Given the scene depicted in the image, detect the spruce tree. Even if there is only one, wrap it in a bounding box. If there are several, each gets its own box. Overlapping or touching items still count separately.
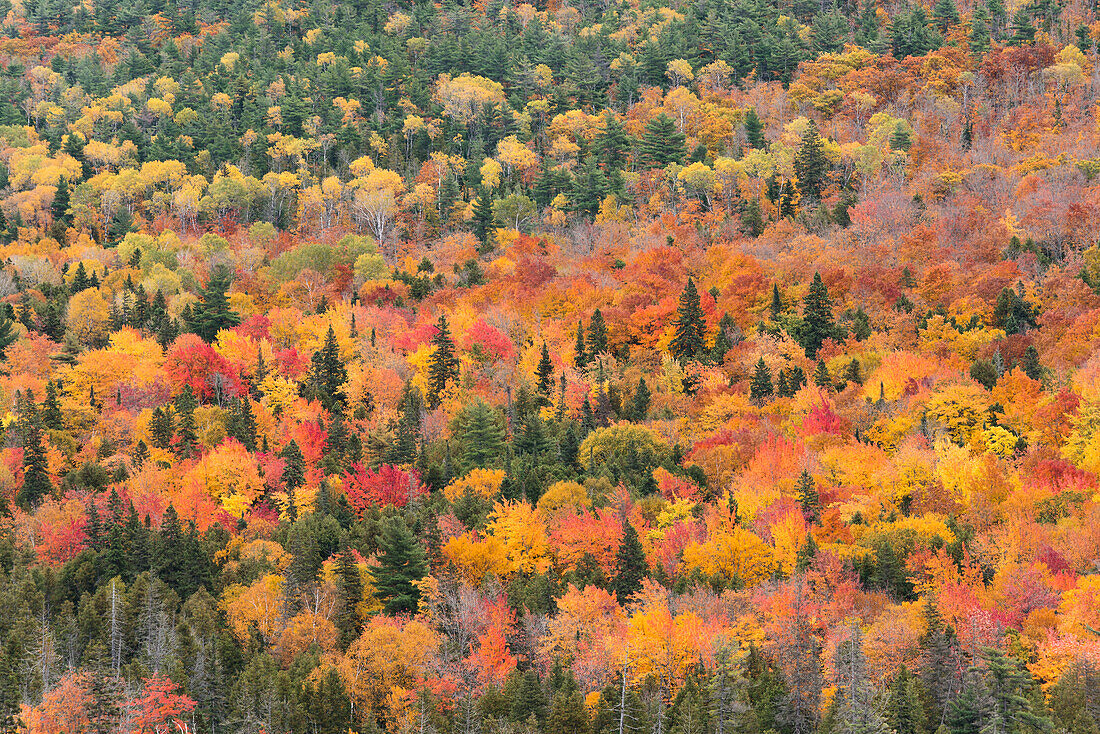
[750,358,774,404]
[281,439,306,491]
[639,113,686,168]
[670,278,707,363]
[613,519,648,604]
[42,380,63,429]
[574,320,588,369]
[744,108,766,149]
[187,265,240,341]
[462,400,505,468]
[793,119,828,202]
[370,515,428,615]
[588,309,609,356]
[427,315,460,407]
[813,360,832,388]
[535,342,554,405]
[797,470,821,524]
[335,547,364,650]
[149,406,175,449]
[174,385,198,457]
[306,325,349,413]
[800,273,836,359]
[473,186,495,247]
[16,394,51,509]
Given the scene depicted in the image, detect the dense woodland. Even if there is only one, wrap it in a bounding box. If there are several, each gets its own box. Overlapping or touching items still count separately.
[0,0,1098,731]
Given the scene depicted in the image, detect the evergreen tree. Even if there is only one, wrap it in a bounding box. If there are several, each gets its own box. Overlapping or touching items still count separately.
[931,0,959,31]
[793,119,828,202]
[813,359,832,388]
[370,515,428,615]
[885,666,927,734]
[535,342,554,405]
[670,278,707,363]
[800,272,837,359]
[41,379,63,429]
[462,400,505,468]
[613,519,647,604]
[639,113,686,168]
[588,309,609,356]
[174,385,197,457]
[149,406,175,449]
[972,646,1053,733]
[281,439,306,491]
[335,547,364,651]
[574,320,588,369]
[796,470,821,524]
[427,315,460,407]
[1021,345,1043,382]
[306,325,349,413]
[750,358,774,404]
[571,155,609,219]
[473,186,495,247]
[744,108,766,149]
[16,394,51,509]
[1008,8,1036,45]
[187,265,240,341]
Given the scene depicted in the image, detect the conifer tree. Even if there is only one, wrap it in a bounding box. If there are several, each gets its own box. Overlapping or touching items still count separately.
[670,278,707,363]
[371,515,428,615]
[814,359,831,388]
[306,325,349,413]
[335,547,364,650]
[588,309,609,356]
[632,377,651,421]
[16,393,50,510]
[427,315,460,407]
[462,400,504,468]
[797,470,821,524]
[744,108,766,149]
[750,358,774,404]
[793,119,828,202]
[473,186,495,247]
[639,113,686,168]
[801,273,836,359]
[174,385,198,457]
[149,406,175,450]
[574,320,588,368]
[42,380,63,429]
[535,342,554,405]
[187,265,240,341]
[613,519,647,604]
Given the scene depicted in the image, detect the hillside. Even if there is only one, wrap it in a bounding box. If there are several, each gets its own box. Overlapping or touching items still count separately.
[0,0,1098,732]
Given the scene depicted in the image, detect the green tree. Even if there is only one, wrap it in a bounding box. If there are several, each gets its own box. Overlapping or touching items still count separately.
[187,265,240,341]
[750,358,773,404]
[306,325,348,413]
[427,315,460,407]
[639,113,686,168]
[16,392,51,509]
[574,320,588,369]
[744,108,766,149]
[462,400,505,468]
[588,309,609,356]
[670,278,707,363]
[800,273,837,359]
[473,186,495,247]
[41,380,63,429]
[535,342,554,406]
[797,470,821,524]
[335,547,364,650]
[632,377,651,421]
[174,385,198,457]
[793,119,828,202]
[613,519,647,604]
[370,515,428,615]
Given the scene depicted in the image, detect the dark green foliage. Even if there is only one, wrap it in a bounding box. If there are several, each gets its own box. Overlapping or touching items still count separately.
[371,515,428,615]
[796,470,820,524]
[800,273,837,359]
[335,548,364,650]
[613,519,647,604]
[670,278,707,364]
[639,113,686,169]
[428,315,460,407]
[536,342,554,405]
[305,325,349,414]
[750,358,773,404]
[588,309,609,356]
[187,265,240,342]
[744,108,766,149]
[793,119,828,202]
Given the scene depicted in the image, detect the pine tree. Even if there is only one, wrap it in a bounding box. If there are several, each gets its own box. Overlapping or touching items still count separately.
[335,547,364,650]
[1021,345,1043,382]
[594,111,631,172]
[588,309,609,356]
[427,315,460,407]
[306,325,349,413]
[613,519,647,604]
[889,122,912,152]
[535,342,554,405]
[744,108,766,149]
[149,406,175,450]
[187,265,240,341]
[931,0,959,31]
[814,359,831,388]
[670,278,707,363]
[639,113,686,168]
[793,119,828,202]
[885,666,927,734]
[370,515,428,615]
[42,380,63,429]
[972,647,1053,733]
[281,439,306,491]
[796,470,821,524]
[574,320,588,369]
[800,272,836,359]
[16,393,51,509]
[174,385,197,457]
[750,358,774,404]
[1007,8,1036,45]
[571,155,609,219]
[462,400,504,468]
[228,397,257,451]
[473,186,495,247]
